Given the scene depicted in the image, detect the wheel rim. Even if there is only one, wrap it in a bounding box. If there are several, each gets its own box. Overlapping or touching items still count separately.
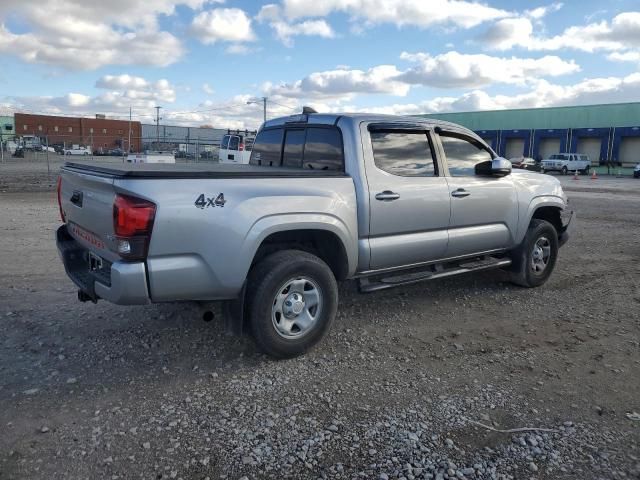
[530,236,551,274]
[271,277,322,339]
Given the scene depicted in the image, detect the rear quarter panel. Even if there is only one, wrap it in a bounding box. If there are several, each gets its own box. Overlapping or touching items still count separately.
[114,177,358,301]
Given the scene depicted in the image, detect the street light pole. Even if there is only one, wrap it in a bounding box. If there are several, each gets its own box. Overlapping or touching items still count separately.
[247,97,268,124]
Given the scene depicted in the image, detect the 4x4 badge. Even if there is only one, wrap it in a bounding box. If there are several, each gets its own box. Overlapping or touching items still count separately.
[195,193,226,209]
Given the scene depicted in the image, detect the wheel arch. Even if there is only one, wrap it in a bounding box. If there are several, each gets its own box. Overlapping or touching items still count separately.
[517,196,565,244]
[252,228,351,281]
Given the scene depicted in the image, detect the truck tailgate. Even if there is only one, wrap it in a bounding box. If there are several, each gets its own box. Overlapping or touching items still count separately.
[59,168,119,262]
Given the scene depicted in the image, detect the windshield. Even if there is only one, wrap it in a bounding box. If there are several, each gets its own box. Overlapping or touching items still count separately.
[549,154,568,160]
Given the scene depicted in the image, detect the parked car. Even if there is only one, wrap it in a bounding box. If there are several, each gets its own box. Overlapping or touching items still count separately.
[63,146,91,156]
[218,132,255,164]
[56,112,572,358]
[634,163,640,178]
[541,153,591,175]
[509,157,542,172]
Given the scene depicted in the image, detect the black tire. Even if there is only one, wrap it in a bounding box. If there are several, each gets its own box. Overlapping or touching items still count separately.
[509,219,559,288]
[561,166,568,175]
[246,250,338,359]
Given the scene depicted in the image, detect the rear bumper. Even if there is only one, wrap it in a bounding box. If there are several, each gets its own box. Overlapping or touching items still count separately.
[56,225,150,305]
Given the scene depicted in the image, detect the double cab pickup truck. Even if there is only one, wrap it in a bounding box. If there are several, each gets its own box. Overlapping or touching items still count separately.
[56,112,572,358]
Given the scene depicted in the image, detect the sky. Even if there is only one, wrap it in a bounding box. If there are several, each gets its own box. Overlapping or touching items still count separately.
[0,0,639,129]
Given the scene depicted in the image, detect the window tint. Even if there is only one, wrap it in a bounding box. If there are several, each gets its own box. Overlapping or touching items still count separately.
[283,129,305,168]
[303,127,344,171]
[228,136,239,151]
[371,131,435,176]
[249,128,284,166]
[440,135,492,176]
[221,135,230,150]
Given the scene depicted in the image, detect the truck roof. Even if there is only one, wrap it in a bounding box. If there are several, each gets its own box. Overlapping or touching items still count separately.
[263,112,484,142]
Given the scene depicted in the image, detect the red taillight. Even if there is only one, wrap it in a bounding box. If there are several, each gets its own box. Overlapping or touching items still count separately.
[239,142,245,151]
[114,194,156,237]
[56,176,65,223]
[113,194,156,259]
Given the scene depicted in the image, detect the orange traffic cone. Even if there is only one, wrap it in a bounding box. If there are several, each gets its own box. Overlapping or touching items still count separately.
[591,169,597,180]
[573,170,579,180]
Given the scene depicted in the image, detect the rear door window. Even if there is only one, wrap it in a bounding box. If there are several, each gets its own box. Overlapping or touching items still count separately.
[371,131,436,176]
[228,136,240,151]
[221,135,230,150]
[303,127,344,171]
[250,128,284,166]
[282,129,305,168]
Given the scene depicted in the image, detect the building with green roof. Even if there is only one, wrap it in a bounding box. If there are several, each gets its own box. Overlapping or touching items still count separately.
[421,103,640,166]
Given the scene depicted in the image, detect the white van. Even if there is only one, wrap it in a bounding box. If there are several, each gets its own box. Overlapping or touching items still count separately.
[541,153,591,175]
[218,132,254,164]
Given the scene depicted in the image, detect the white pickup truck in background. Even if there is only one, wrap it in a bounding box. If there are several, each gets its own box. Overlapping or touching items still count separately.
[541,153,591,175]
[218,131,255,164]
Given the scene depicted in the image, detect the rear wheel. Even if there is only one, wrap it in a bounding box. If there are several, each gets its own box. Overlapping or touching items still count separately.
[246,250,338,358]
[510,219,559,288]
[583,165,590,175]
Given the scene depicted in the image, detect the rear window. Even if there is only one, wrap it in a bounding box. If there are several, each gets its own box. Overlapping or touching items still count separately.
[250,128,284,166]
[283,129,305,168]
[221,135,230,150]
[228,136,239,151]
[303,127,344,171]
[250,126,344,171]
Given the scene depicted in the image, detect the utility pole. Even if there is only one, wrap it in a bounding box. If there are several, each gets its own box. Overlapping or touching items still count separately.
[126,105,132,161]
[262,97,267,123]
[155,106,162,148]
[0,121,4,163]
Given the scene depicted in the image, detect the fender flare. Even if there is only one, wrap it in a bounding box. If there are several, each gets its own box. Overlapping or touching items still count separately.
[516,195,565,244]
[238,213,357,280]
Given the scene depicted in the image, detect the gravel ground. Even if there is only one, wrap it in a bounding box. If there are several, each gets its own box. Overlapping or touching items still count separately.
[1,160,639,480]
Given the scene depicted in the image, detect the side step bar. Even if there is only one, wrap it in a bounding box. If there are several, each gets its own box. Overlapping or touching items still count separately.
[358,256,512,293]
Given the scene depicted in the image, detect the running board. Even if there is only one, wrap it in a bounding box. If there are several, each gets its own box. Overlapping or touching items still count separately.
[358,257,512,293]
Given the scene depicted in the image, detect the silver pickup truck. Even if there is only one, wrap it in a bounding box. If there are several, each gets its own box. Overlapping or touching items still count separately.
[56,112,572,358]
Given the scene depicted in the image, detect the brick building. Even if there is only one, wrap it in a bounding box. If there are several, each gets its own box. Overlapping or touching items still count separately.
[14,113,142,152]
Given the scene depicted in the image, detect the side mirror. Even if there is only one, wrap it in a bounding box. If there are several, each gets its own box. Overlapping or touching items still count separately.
[491,157,512,176]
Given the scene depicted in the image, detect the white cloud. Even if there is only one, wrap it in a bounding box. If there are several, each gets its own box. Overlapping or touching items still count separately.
[264,65,409,100]
[96,75,149,90]
[263,50,579,100]
[4,74,178,121]
[190,8,256,44]
[399,51,580,88]
[280,0,511,29]
[358,73,640,115]
[202,83,215,95]
[0,0,223,69]
[607,51,640,63]
[524,3,563,20]
[257,4,335,46]
[482,11,640,53]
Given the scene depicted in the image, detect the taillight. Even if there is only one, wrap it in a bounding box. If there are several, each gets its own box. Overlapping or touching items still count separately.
[239,142,245,151]
[113,194,156,260]
[56,176,65,223]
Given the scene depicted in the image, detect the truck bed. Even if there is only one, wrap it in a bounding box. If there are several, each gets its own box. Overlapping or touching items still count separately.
[62,162,348,179]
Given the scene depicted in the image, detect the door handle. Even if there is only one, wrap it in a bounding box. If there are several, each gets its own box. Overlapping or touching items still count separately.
[70,190,83,207]
[375,191,400,201]
[451,188,470,198]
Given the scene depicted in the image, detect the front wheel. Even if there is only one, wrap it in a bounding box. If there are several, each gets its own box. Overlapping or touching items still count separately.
[510,219,559,288]
[246,250,338,358]
[561,166,568,175]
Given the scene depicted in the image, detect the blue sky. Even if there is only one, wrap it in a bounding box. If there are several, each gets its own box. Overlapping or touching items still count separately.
[1,0,639,128]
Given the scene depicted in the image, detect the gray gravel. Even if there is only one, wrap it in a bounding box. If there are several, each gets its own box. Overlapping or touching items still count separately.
[1,162,639,479]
